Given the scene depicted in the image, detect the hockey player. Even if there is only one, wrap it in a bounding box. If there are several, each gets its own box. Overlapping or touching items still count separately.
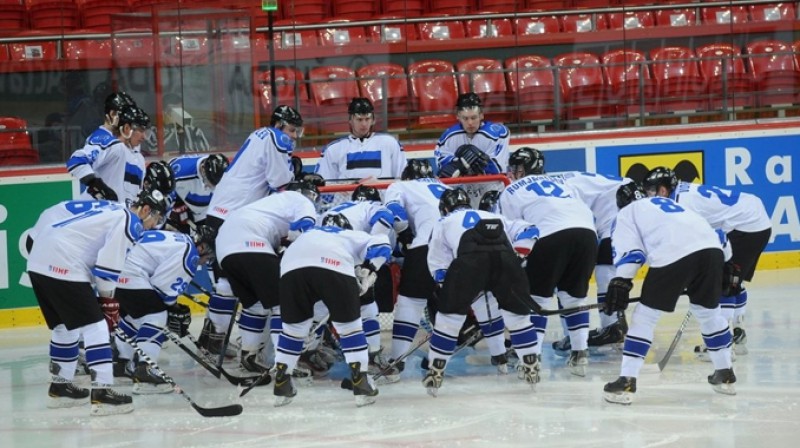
[435,93,510,178]
[383,160,452,370]
[167,153,229,234]
[319,185,399,380]
[27,188,168,416]
[67,101,150,206]
[500,147,598,376]
[201,105,302,359]
[422,188,541,396]
[212,181,319,378]
[642,167,771,358]
[142,160,176,197]
[603,183,736,405]
[26,199,112,253]
[273,215,392,407]
[113,225,216,394]
[315,98,407,180]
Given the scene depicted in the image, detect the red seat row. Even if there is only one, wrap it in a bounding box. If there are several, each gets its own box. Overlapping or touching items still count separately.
[0,116,39,166]
[258,39,800,133]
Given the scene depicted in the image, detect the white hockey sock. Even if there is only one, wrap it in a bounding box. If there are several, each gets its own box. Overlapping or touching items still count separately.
[391,295,427,360]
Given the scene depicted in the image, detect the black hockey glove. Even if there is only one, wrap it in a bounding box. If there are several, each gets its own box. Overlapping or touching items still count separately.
[165,199,194,234]
[604,277,633,316]
[721,261,743,297]
[454,144,491,175]
[82,175,118,201]
[297,172,326,187]
[167,303,192,337]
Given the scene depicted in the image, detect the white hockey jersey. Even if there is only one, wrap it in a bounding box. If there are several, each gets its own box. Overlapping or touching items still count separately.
[671,181,772,234]
[427,208,536,283]
[66,126,145,206]
[315,133,406,180]
[215,190,317,262]
[281,227,392,278]
[169,155,215,222]
[321,200,394,237]
[117,230,200,305]
[207,127,295,220]
[27,203,143,284]
[384,178,452,249]
[498,174,596,238]
[612,197,727,279]
[550,172,632,239]
[435,121,510,174]
[29,200,112,243]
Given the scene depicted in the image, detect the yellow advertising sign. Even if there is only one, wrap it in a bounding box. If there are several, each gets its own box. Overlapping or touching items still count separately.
[619,151,704,184]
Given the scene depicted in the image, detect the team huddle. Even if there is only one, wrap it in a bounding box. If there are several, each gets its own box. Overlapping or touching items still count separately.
[28,92,771,417]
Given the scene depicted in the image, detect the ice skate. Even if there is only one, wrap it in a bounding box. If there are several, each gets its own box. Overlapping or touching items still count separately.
[551,335,571,357]
[732,327,748,355]
[567,349,588,377]
[48,380,90,409]
[587,322,625,352]
[422,358,446,397]
[603,376,637,405]
[132,362,173,395]
[91,386,134,416]
[516,354,540,388]
[350,362,378,407]
[240,350,271,376]
[368,347,400,384]
[694,344,737,363]
[491,353,509,374]
[297,349,332,377]
[273,362,296,407]
[708,368,737,395]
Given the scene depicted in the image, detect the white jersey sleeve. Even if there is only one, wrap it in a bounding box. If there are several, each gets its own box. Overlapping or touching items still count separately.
[215,191,317,262]
[118,230,199,305]
[208,127,294,220]
[672,182,772,233]
[384,178,451,249]
[280,227,392,277]
[29,200,112,242]
[315,133,406,181]
[170,155,215,221]
[560,172,632,239]
[498,175,595,237]
[322,201,395,236]
[612,197,725,279]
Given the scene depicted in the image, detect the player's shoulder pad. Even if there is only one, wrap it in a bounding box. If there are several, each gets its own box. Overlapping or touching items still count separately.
[436,123,466,145]
[478,121,510,140]
[86,128,120,149]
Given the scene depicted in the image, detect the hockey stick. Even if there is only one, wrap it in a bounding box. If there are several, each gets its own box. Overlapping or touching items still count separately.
[180,292,209,309]
[657,310,693,371]
[419,323,485,371]
[164,329,270,388]
[529,297,641,316]
[340,330,434,391]
[189,279,213,298]
[114,327,243,417]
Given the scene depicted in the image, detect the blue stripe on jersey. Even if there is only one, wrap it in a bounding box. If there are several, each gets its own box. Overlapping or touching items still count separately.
[126,210,144,242]
[170,156,201,180]
[269,127,294,154]
[92,266,120,281]
[385,202,408,222]
[184,191,212,207]
[124,163,143,187]
[433,269,447,283]
[183,241,200,278]
[228,137,252,169]
[65,154,91,171]
[369,209,394,230]
[365,243,391,263]
[289,216,316,232]
[615,249,646,268]
[85,128,119,148]
[514,225,540,242]
[345,151,382,170]
[436,123,465,145]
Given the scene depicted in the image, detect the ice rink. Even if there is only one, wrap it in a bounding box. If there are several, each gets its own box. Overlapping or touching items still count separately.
[1,268,799,448]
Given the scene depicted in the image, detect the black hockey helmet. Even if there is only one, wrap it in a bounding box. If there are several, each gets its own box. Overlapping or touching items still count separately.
[118,105,150,129]
[456,92,482,110]
[104,91,136,116]
[352,184,381,202]
[201,153,229,187]
[616,182,647,209]
[271,105,303,127]
[283,180,320,203]
[348,97,374,116]
[144,160,176,195]
[191,224,217,261]
[321,213,353,230]
[439,187,471,216]
[133,187,168,215]
[508,147,545,177]
[478,190,501,213]
[401,159,433,180]
[642,166,679,195]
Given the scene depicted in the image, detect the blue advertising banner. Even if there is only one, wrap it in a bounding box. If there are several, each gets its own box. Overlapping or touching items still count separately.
[595,134,799,253]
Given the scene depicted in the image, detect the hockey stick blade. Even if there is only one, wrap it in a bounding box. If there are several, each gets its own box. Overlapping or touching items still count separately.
[165,330,268,387]
[238,372,272,397]
[191,403,243,418]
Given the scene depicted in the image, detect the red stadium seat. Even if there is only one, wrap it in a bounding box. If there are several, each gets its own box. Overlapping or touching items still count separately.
[382,0,425,18]
[553,51,615,120]
[456,57,516,123]
[0,3,27,37]
[695,43,755,111]
[601,48,658,116]
[79,0,130,32]
[282,0,328,22]
[605,10,655,30]
[465,11,514,38]
[526,0,570,9]
[560,12,608,33]
[332,0,379,21]
[356,63,411,129]
[745,40,800,107]
[258,67,317,131]
[516,12,561,36]
[407,59,459,128]
[649,46,709,113]
[0,117,38,166]
[654,7,697,27]
[749,3,796,22]
[273,20,318,49]
[700,6,749,25]
[428,0,476,16]
[308,65,360,133]
[366,16,419,43]
[505,54,559,123]
[417,14,467,41]
[481,0,523,13]
[28,1,79,32]
[317,19,368,47]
